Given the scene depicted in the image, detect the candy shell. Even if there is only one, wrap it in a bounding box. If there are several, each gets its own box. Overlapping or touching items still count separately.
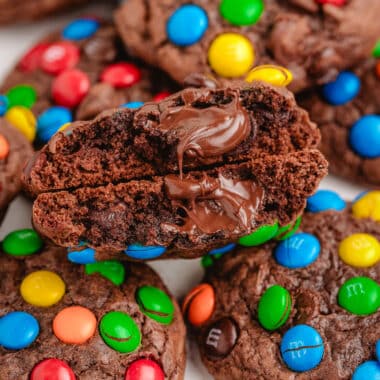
[352,361,380,380]
[0,94,8,116]
[62,18,100,40]
[85,260,125,286]
[306,190,346,213]
[5,106,36,142]
[220,0,264,26]
[315,0,346,5]
[373,40,380,58]
[153,92,170,102]
[37,106,72,143]
[275,217,302,241]
[101,63,141,88]
[376,340,380,362]
[18,42,50,72]
[0,133,9,160]
[209,243,236,255]
[2,228,43,257]
[125,359,165,380]
[322,71,360,106]
[67,246,96,264]
[6,84,36,109]
[245,64,292,87]
[238,222,279,246]
[121,101,144,109]
[125,244,166,260]
[30,358,75,380]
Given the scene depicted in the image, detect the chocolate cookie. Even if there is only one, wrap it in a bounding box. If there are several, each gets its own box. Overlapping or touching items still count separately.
[0,118,33,222]
[115,0,380,93]
[24,80,327,260]
[0,18,177,145]
[0,230,186,380]
[184,189,380,379]
[298,58,380,187]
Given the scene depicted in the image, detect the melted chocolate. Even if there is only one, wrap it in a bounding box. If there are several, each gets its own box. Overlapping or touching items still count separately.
[163,173,264,235]
[159,89,251,176]
[183,73,219,89]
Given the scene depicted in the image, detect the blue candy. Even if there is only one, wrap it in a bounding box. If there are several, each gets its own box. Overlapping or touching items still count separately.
[62,18,100,40]
[67,247,96,264]
[274,233,320,269]
[322,71,361,106]
[120,101,144,109]
[0,311,39,350]
[349,115,380,158]
[125,244,166,260]
[353,361,380,380]
[306,190,346,213]
[209,243,236,255]
[377,340,380,363]
[0,94,8,116]
[167,4,208,46]
[37,106,72,143]
[280,324,324,372]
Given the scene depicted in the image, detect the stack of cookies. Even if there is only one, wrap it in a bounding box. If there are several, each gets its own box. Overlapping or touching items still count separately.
[0,0,379,379]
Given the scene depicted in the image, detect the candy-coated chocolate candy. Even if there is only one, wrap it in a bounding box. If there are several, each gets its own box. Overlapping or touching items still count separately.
[18,42,50,72]
[121,101,144,109]
[101,63,141,88]
[352,361,380,380]
[201,253,223,268]
[125,244,166,260]
[6,84,36,109]
[99,311,141,353]
[167,4,208,46]
[85,260,125,286]
[203,318,238,359]
[136,285,174,325]
[0,133,9,159]
[258,285,291,330]
[37,106,72,143]
[315,0,346,5]
[238,222,279,246]
[182,283,215,326]
[40,41,80,75]
[373,40,380,58]
[208,33,255,78]
[220,0,264,26]
[307,190,346,213]
[67,246,96,264]
[245,64,292,87]
[280,324,324,372]
[2,228,43,257]
[339,233,380,268]
[274,233,320,269]
[349,115,380,158]
[52,69,90,108]
[209,243,236,255]
[62,18,100,40]
[30,358,75,380]
[0,94,8,116]
[376,62,380,80]
[377,340,380,362]
[5,106,36,142]
[338,276,380,315]
[275,217,302,241]
[0,311,39,350]
[322,71,360,106]
[53,306,97,344]
[153,91,171,102]
[125,359,165,380]
[20,270,65,307]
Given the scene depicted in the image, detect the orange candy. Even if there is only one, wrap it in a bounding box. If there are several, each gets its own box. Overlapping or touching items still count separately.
[182,283,215,326]
[376,61,380,79]
[53,306,97,344]
[0,134,9,160]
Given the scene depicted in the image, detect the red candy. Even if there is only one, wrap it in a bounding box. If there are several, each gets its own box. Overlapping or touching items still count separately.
[30,358,76,380]
[40,42,80,75]
[52,69,90,108]
[101,63,141,88]
[153,91,171,102]
[125,359,165,380]
[376,62,380,79]
[315,0,346,5]
[18,43,50,72]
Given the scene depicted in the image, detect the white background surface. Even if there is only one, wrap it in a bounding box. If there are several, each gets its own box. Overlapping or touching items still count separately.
[0,4,368,379]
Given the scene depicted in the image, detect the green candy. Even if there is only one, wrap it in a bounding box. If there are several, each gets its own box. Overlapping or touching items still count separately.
[99,311,141,353]
[338,276,380,316]
[238,222,279,247]
[201,253,223,268]
[373,39,380,58]
[220,0,264,26]
[136,286,174,325]
[6,85,36,109]
[85,261,125,286]
[258,285,291,330]
[275,216,302,241]
[2,229,43,256]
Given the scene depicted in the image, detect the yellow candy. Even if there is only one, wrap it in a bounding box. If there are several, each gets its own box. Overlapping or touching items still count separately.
[208,33,255,78]
[5,106,36,142]
[339,233,380,268]
[245,65,293,87]
[352,191,380,222]
[20,270,65,307]
[58,122,71,132]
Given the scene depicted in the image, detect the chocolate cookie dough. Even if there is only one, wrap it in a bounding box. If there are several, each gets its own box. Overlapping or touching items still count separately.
[298,59,380,187]
[24,80,327,260]
[115,0,380,93]
[0,235,186,379]
[0,119,33,223]
[0,18,177,145]
[184,189,380,379]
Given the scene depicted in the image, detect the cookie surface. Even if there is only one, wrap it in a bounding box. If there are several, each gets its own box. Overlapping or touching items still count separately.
[185,190,380,379]
[115,0,380,92]
[299,59,380,187]
[0,238,186,379]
